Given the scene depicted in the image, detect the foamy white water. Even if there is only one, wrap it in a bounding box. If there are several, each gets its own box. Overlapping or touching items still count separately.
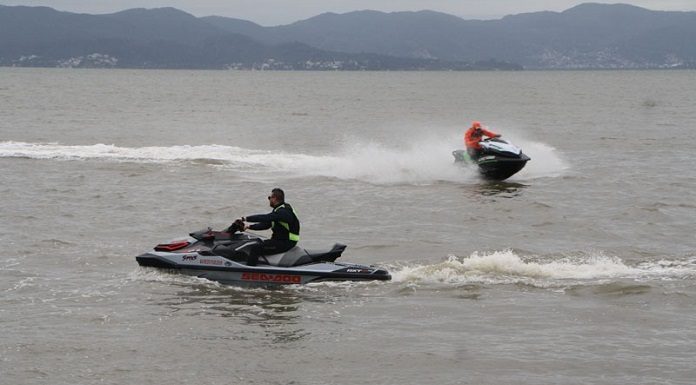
[0,135,567,183]
[390,250,696,287]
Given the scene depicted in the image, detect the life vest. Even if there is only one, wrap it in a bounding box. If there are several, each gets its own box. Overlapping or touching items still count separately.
[272,203,300,242]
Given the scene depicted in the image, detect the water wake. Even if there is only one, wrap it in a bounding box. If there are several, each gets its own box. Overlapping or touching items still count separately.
[0,141,266,164]
[0,137,567,184]
[390,250,696,287]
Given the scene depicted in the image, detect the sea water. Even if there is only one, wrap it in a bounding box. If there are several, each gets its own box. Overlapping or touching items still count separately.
[1,68,695,385]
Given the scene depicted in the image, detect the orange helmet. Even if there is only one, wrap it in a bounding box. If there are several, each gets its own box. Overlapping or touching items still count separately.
[472,121,482,129]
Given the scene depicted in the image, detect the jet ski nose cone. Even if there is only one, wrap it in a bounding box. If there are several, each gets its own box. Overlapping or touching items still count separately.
[373,268,392,280]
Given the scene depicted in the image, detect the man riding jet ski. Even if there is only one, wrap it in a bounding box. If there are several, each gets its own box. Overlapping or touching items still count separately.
[240,188,300,267]
[135,188,391,285]
[464,121,500,160]
[453,121,530,180]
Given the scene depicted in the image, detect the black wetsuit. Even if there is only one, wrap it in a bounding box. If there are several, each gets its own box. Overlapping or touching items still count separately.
[244,202,300,266]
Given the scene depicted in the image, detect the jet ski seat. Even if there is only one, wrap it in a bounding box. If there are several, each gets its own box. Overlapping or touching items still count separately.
[263,247,312,267]
[214,242,347,267]
[264,243,347,267]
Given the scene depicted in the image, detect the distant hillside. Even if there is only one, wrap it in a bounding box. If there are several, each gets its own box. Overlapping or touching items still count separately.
[205,3,696,69]
[0,5,516,70]
[2,3,695,70]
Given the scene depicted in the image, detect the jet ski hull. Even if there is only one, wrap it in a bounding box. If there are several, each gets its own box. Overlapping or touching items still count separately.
[135,229,391,285]
[136,252,390,285]
[476,154,530,180]
[453,138,530,180]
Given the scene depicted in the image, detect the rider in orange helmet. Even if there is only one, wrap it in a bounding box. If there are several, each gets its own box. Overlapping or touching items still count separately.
[464,121,500,159]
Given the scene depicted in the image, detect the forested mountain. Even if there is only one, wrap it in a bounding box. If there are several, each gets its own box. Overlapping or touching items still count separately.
[2,3,694,70]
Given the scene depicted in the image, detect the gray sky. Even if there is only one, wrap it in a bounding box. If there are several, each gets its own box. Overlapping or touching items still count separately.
[1,0,694,25]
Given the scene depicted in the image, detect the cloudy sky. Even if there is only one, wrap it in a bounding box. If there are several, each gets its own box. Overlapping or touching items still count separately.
[1,0,694,25]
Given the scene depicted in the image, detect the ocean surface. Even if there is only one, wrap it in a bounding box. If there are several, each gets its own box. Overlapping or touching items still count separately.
[1,68,695,385]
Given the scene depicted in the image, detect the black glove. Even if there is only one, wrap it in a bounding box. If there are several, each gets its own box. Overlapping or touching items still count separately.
[226,219,245,233]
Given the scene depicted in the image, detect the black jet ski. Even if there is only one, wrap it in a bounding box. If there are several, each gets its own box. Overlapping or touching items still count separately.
[453,137,530,180]
[135,224,391,285]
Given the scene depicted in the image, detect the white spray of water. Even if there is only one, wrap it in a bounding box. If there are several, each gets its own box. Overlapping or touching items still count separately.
[390,250,696,287]
[517,141,570,179]
[491,131,570,179]
[0,141,264,164]
[280,136,475,184]
[0,134,568,184]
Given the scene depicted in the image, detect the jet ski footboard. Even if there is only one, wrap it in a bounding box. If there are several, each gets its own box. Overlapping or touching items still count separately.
[212,241,257,263]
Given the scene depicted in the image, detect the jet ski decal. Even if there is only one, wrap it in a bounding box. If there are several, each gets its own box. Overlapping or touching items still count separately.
[241,272,302,284]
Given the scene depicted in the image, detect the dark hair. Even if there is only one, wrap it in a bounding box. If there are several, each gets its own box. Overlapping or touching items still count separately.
[271,188,285,202]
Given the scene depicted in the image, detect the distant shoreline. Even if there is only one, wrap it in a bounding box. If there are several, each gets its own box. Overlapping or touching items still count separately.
[4,66,696,72]
[3,4,694,71]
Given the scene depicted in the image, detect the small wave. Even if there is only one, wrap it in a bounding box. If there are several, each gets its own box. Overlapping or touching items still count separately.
[129,267,224,287]
[39,239,75,246]
[389,250,696,288]
[4,277,37,292]
[0,141,269,165]
[565,282,653,297]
